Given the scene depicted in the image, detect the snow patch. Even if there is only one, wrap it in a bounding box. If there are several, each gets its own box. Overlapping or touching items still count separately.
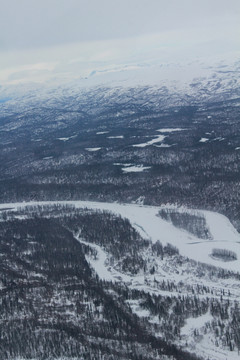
[57,135,77,141]
[199,137,209,143]
[85,147,101,152]
[181,312,212,337]
[157,128,186,133]
[114,163,132,167]
[43,156,53,160]
[213,137,225,141]
[132,134,166,147]
[96,131,109,135]
[154,143,172,148]
[122,165,151,173]
[107,135,124,139]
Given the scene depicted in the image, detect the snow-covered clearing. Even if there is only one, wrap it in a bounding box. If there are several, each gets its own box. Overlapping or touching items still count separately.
[107,135,124,139]
[57,135,76,141]
[213,137,225,141]
[181,312,212,337]
[180,311,240,360]
[157,128,186,133]
[96,131,109,135]
[154,143,172,148]
[58,137,70,141]
[85,147,101,152]
[122,165,151,173]
[132,134,166,147]
[113,163,132,167]
[113,163,151,172]
[199,137,209,143]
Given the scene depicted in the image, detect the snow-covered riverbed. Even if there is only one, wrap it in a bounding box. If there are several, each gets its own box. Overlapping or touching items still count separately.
[1,200,240,272]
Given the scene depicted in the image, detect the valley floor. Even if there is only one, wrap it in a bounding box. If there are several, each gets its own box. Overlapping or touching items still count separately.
[1,200,240,360]
[1,200,239,271]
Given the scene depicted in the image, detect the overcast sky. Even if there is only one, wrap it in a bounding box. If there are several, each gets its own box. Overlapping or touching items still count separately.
[0,0,239,85]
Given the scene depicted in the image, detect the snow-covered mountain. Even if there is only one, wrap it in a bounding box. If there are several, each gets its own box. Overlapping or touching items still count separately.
[1,56,240,112]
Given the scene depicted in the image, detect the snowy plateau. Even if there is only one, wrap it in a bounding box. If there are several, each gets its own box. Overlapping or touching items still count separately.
[0,57,240,360]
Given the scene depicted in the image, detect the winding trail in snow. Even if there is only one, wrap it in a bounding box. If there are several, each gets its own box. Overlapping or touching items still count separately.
[75,236,133,283]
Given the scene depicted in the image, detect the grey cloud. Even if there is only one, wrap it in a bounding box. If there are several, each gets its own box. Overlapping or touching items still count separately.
[0,0,239,50]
